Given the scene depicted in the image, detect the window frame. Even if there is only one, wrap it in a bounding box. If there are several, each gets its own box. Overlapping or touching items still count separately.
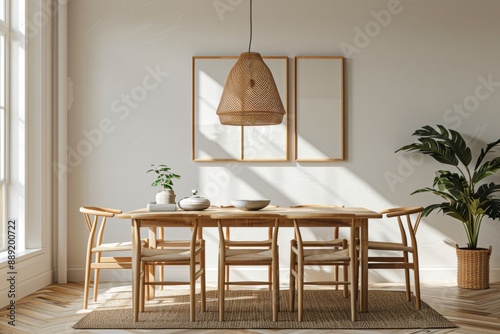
[0,0,10,252]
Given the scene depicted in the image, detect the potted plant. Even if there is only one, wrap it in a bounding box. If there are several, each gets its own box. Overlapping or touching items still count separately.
[396,125,500,289]
[147,164,181,204]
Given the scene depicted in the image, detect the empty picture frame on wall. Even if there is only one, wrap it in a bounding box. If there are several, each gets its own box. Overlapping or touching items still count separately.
[192,56,289,162]
[294,56,344,161]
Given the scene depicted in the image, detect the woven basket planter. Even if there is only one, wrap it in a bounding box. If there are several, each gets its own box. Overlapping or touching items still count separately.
[456,245,492,289]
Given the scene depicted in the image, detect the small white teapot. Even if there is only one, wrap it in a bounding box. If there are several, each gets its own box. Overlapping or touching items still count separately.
[178,190,211,211]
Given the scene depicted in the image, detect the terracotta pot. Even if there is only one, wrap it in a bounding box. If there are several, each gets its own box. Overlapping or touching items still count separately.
[456,245,492,289]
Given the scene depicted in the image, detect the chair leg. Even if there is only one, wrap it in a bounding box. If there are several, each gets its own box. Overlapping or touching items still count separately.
[83,253,93,309]
[343,263,349,298]
[140,263,146,313]
[200,244,206,312]
[93,268,100,302]
[133,259,140,323]
[289,243,296,312]
[159,265,164,290]
[277,264,280,312]
[350,263,357,321]
[147,265,155,300]
[268,264,273,291]
[190,262,196,322]
[349,243,358,321]
[334,265,339,291]
[403,251,411,302]
[144,265,150,301]
[413,255,421,310]
[272,250,279,322]
[225,264,230,291]
[218,256,225,321]
[334,226,340,291]
[269,227,273,292]
[404,268,411,302]
[297,256,304,322]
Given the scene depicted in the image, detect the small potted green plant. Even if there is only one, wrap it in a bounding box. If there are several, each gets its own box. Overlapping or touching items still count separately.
[397,125,500,289]
[147,164,181,204]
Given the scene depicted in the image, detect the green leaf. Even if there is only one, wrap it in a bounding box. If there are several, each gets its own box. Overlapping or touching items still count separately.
[474,138,500,171]
[434,171,468,200]
[422,204,442,216]
[440,202,468,222]
[147,164,181,190]
[477,182,500,198]
[472,157,500,184]
[415,125,471,164]
[399,139,458,165]
[445,126,472,166]
[396,125,472,167]
[484,199,500,220]
[477,183,500,220]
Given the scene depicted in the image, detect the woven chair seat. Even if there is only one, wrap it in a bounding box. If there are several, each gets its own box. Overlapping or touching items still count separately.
[367,241,413,252]
[155,239,193,247]
[92,239,147,253]
[91,241,132,252]
[225,248,273,262]
[225,240,272,247]
[291,247,350,263]
[301,239,345,247]
[141,247,202,262]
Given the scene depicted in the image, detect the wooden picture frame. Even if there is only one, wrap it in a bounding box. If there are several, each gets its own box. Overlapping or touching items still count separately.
[192,56,289,162]
[294,56,344,161]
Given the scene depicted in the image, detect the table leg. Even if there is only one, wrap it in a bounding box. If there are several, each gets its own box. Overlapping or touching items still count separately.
[360,219,368,312]
[132,220,140,322]
[148,227,157,299]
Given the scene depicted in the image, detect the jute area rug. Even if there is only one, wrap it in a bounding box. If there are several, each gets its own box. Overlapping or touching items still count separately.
[73,289,457,329]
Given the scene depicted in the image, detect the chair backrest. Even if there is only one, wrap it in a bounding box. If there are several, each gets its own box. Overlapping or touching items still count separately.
[379,206,423,248]
[80,206,122,250]
[288,205,346,240]
[285,213,356,246]
[131,213,202,250]
[210,213,281,255]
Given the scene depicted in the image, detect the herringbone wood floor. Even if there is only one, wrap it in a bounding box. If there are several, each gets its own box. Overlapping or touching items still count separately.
[1,281,500,333]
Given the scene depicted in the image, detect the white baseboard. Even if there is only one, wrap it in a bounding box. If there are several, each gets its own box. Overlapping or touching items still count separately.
[0,269,53,309]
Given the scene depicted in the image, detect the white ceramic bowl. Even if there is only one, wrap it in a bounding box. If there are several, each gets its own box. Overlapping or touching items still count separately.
[230,199,271,211]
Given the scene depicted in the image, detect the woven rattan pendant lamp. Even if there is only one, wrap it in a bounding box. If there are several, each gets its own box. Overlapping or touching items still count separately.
[216,0,285,126]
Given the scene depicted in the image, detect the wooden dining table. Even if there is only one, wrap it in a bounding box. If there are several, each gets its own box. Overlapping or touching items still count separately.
[117,205,382,316]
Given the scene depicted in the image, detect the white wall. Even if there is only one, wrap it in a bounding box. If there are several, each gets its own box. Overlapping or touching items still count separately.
[66,0,500,285]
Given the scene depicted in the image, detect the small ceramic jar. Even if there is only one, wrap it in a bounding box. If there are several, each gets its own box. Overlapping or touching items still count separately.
[178,190,211,211]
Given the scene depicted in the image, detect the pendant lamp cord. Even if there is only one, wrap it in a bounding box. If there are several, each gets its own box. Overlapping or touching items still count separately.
[248,0,253,52]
